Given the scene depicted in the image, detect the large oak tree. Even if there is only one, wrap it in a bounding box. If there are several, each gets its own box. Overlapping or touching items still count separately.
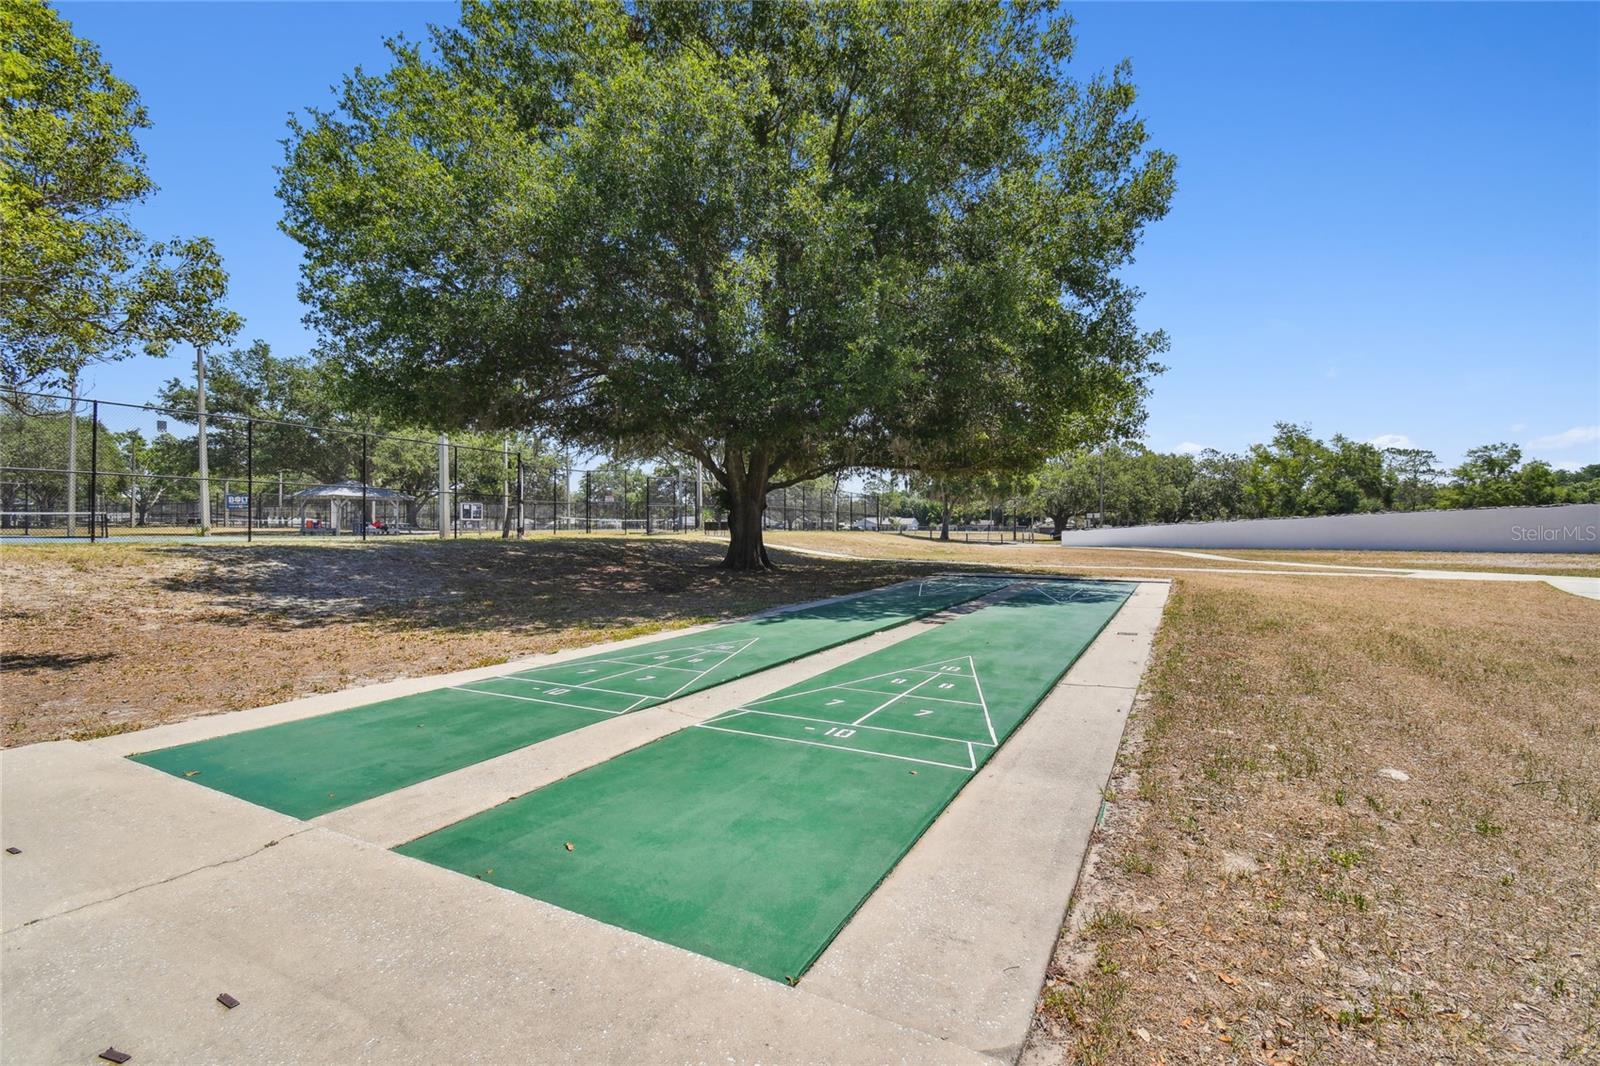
[279,0,1174,569]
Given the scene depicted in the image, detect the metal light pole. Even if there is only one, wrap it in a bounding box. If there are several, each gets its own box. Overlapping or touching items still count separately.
[196,347,211,534]
[1097,445,1106,529]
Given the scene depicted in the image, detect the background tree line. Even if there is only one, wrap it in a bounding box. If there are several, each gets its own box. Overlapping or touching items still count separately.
[1027,422,1599,530]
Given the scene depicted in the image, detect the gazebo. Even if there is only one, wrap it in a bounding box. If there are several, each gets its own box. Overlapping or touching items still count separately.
[287,481,414,534]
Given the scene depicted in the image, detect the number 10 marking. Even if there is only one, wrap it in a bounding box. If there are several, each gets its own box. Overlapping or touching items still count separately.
[824,727,856,738]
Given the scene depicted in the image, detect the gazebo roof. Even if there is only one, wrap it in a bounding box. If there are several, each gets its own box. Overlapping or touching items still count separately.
[287,481,413,502]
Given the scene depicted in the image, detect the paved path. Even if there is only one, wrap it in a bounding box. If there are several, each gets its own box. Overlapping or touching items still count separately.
[0,578,1169,1064]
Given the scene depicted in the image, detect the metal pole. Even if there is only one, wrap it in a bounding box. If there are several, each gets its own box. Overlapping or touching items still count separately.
[88,400,98,543]
[451,445,459,538]
[246,418,254,543]
[437,433,449,540]
[360,432,368,541]
[584,470,592,533]
[645,476,652,535]
[66,373,78,536]
[695,460,704,534]
[196,348,210,534]
[1098,446,1105,529]
[552,470,558,533]
[516,453,524,537]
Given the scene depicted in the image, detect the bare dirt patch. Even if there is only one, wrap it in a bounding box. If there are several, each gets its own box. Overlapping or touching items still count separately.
[0,536,924,746]
[1028,573,1600,1064]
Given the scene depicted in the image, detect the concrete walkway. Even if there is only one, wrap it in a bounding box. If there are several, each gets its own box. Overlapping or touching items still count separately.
[0,578,1169,1064]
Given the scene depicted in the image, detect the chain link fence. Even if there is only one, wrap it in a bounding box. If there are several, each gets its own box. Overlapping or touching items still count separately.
[1,388,1054,543]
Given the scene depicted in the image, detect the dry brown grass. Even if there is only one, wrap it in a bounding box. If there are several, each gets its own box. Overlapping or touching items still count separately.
[1029,573,1600,1064]
[1219,548,1599,577]
[0,535,925,746]
[758,530,1400,574]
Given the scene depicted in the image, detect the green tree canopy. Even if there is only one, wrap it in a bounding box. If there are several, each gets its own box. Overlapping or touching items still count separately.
[1,0,240,388]
[279,0,1175,568]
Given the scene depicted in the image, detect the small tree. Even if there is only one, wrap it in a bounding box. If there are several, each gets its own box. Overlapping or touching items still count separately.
[1383,447,1441,511]
[1,0,239,387]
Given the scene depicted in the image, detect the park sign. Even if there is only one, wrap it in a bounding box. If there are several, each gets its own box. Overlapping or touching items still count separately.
[225,493,249,509]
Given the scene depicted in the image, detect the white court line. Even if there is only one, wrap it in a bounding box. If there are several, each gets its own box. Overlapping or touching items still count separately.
[447,686,626,715]
[967,656,997,746]
[654,637,759,702]
[916,576,1010,598]
[694,723,977,772]
[749,657,975,707]
[1025,582,1085,605]
[493,678,668,701]
[755,685,984,709]
[582,642,748,687]
[711,708,996,749]
[852,672,949,727]
[508,638,758,711]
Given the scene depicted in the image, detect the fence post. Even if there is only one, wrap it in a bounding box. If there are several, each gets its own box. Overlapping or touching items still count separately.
[552,469,558,534]
[246,418,254,543]
[360,432,369,541]
[645,476,652,534]
[437,434,449,540]
[516,453,525,537]
[88,400,98,543]
[585,470,592,533]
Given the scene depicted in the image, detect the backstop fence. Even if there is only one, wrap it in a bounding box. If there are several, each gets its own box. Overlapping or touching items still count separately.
[0,388,1052,543]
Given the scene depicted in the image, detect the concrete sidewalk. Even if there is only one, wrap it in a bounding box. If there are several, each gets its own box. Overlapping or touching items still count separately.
[1,579,1168,1064]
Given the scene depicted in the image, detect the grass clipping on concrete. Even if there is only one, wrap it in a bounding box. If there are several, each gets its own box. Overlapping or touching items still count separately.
[1030,573,1599,1064]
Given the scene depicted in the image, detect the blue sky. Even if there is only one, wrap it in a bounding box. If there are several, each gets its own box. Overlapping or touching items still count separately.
[56,1,1600,470]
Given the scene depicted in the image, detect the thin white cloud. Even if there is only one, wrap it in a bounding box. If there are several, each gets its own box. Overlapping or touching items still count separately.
[1175,441,1208,455]
[1552,460,1584,473]
[1527,425,1600,450]
[1369,433,1415,449]
[1508,422,1527,433]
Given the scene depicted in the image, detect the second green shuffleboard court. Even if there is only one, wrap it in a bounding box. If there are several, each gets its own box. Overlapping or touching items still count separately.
[396,578,1137,983]
[129,575,1008,819]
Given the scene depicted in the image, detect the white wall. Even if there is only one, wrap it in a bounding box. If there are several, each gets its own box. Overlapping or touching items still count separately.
[1060,504,1600,554]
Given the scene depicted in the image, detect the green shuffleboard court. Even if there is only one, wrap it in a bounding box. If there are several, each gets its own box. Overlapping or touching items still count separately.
[129,576,1007,819]
[396,578,1137,983]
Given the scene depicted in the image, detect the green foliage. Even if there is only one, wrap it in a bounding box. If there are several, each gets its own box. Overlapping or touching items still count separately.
[277,0,1175,566]
[0,0,240,387]
[1030,428,1586,527]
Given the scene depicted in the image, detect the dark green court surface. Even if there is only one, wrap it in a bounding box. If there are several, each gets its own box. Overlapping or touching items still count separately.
[396,579,1136,983]
[130,576,1006,819]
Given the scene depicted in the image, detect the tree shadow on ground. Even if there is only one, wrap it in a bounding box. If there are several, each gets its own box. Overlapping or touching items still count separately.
[1,650,116,672]
[152,537,934,636]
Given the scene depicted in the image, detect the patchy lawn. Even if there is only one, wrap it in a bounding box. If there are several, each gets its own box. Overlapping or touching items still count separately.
[1029,573,1599,1065]
[0,536,924,747]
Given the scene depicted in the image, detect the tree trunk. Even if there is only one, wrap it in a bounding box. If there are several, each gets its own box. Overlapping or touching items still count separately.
[723,486,773,570]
